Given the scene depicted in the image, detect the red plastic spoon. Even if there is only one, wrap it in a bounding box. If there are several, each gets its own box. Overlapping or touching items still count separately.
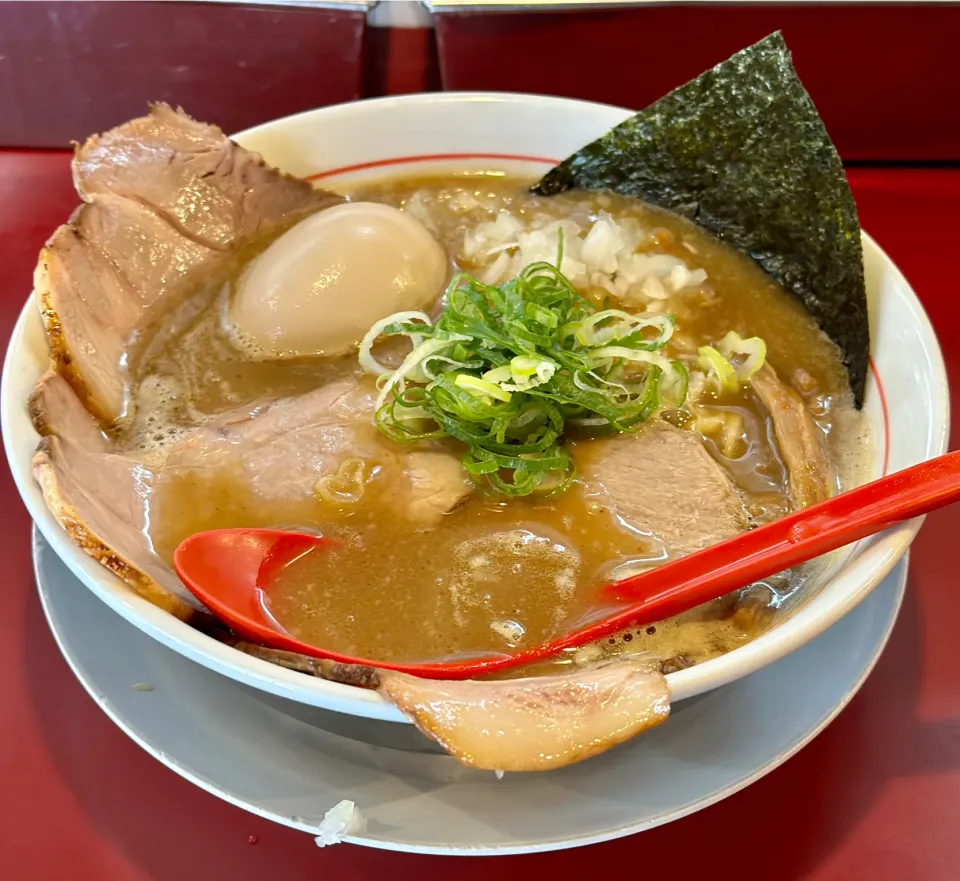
[174,449,960,680]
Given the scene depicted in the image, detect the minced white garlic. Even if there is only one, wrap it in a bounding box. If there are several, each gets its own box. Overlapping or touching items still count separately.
[462,210,707,306]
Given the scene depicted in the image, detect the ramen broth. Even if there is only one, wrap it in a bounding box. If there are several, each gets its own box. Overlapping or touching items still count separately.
[138,173,866,671]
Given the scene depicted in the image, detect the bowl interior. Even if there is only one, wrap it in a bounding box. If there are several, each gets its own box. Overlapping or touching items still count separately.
[2,93,949,722]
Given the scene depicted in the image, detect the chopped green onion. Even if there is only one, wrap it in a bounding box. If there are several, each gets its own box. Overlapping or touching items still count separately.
[358,311,432,375]
[481,365,513,384]
[358,249,687,496]
[589,345,676,376]
[574,310,674,350]
[697,345,739,395]
[455,374,513,403]
[717,331,767,381]
[511,355,541,377]
[374,336,470,410]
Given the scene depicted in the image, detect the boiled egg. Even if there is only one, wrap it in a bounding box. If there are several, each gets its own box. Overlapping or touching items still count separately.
[229,202,448,358]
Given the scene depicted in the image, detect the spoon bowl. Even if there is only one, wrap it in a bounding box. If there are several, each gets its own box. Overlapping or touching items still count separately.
[175,529,329,651]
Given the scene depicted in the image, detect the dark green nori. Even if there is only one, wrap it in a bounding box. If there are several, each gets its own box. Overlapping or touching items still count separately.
[532,32,869,407]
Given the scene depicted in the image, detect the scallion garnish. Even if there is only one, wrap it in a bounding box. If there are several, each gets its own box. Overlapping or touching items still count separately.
[358,252,688,496]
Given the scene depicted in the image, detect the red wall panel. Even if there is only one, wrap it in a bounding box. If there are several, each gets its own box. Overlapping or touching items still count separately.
[435,5,960,162]
[0,1,366,147]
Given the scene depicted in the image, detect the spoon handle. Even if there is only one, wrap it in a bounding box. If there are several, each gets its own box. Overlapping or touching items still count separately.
[602,449,960,617]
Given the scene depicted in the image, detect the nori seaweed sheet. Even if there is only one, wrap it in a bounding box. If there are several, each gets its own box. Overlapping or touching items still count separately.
[532,32,869,407]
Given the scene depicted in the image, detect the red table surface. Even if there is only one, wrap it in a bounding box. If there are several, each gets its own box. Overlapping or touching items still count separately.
[1,152,959,881]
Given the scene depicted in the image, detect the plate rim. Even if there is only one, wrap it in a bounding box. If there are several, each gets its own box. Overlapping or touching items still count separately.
[32,526,908,856]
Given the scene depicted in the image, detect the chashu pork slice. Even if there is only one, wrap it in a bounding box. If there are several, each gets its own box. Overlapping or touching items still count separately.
[750,363,833,508]
[38,199,220,423]
[37,104,340,424]
[72,103,338,249]
[397,451,472,525]
[379,661,670,772]
[29,369,108,450]
[29,372,473,622]
[33,436,194,620]
[159,380,470,525]
[30,373,194,619]
[576,420,748,559]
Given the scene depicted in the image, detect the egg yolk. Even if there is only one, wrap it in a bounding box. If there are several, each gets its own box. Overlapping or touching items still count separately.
[230,202,448,358]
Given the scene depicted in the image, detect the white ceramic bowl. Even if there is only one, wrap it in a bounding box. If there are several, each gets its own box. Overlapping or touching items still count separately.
[2,93,949,723]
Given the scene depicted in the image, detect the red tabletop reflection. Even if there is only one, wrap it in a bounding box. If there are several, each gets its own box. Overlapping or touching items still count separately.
[2,152,959,880]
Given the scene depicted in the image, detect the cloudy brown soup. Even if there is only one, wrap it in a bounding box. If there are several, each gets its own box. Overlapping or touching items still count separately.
[114,172,868,672]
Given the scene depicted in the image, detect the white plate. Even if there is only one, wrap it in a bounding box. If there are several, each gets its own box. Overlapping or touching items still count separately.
[34,527,907,855]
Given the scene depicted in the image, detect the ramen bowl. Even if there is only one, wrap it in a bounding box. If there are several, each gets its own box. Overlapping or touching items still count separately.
[2,93,949,724]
